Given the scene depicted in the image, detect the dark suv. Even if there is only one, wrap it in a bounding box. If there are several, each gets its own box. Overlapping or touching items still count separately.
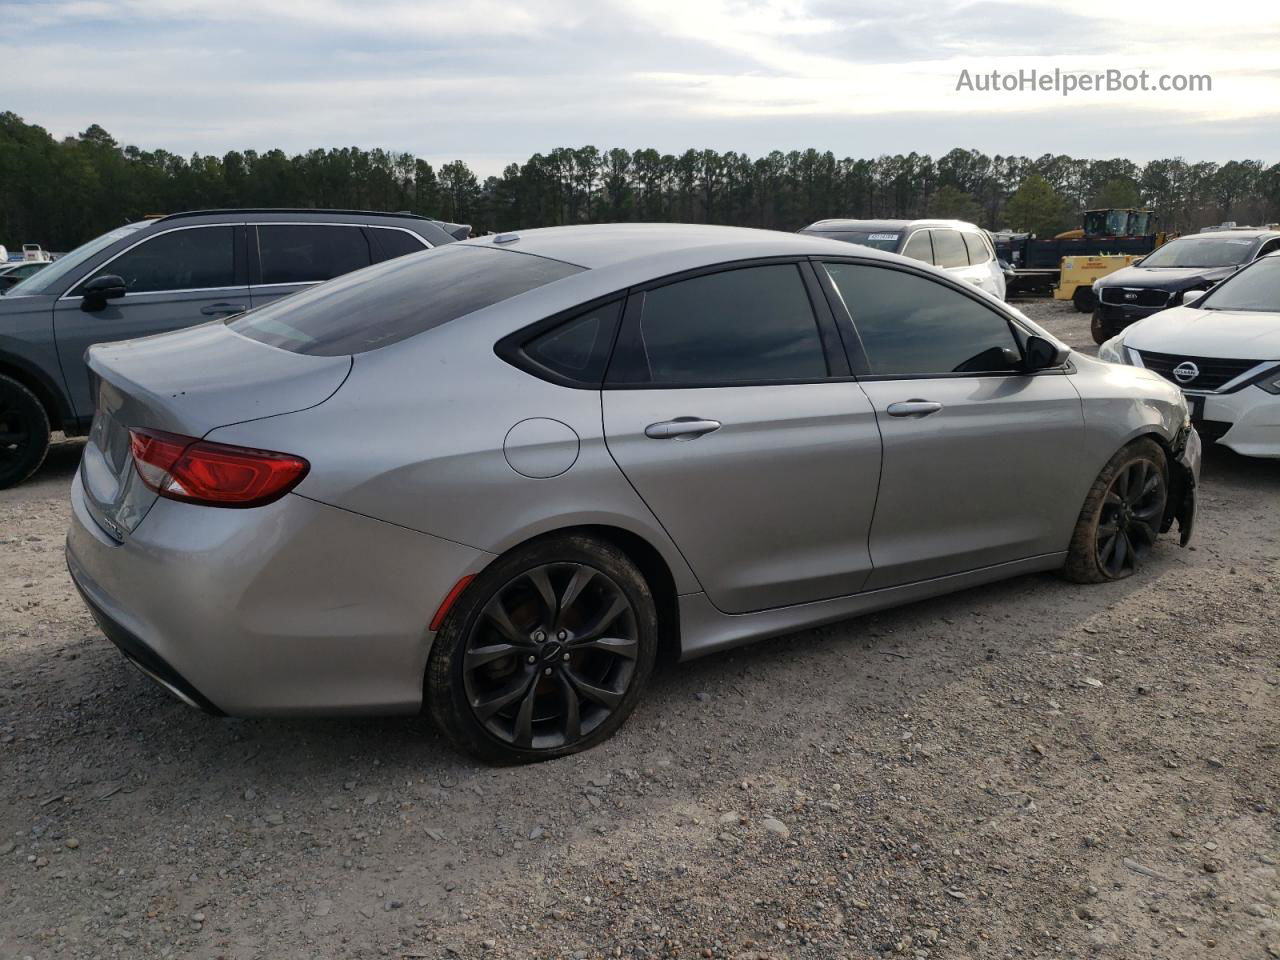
[1091,228,1280,343]
[0,209,460,487]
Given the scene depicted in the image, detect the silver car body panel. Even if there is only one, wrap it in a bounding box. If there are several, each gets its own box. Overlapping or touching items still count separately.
[65,224,1193,715]
[68,471,491,714]
[857,372,1085,588]
[602,382,881,612]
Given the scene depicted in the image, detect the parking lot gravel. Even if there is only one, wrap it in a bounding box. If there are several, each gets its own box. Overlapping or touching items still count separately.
[2,299,1278,960]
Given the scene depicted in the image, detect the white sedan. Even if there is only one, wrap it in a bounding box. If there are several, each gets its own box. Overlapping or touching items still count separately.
[1099,253,1280,458]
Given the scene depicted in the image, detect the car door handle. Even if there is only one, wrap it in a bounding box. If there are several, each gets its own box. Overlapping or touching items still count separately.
[644,417,722,440]
[886,400,943,418]
[201,302,245,316]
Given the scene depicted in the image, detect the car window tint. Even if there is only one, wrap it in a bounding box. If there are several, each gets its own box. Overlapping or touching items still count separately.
[962,231,991,265]
[901,231,933,264]
[257,225,371,285]
[80,226,234,294]
[613,264,828,385]
[231,244,583,356]
[370,227,429,262]
[823,262,1021,377]
[931,230,969,269]
[520,301,622,384]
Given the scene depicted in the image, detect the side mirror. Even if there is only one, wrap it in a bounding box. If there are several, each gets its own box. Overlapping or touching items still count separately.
[80,274,126,312]
[1181,289,1206,307]
[1024,334,1070,371]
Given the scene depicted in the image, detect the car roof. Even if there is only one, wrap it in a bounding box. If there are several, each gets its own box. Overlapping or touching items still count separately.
[1180,229,1280,241]
[457,222,897,272]
[803,218,981,232]
[135,209,458,245]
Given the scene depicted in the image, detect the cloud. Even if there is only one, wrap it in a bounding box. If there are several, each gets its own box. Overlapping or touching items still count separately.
[0,0,1276,175]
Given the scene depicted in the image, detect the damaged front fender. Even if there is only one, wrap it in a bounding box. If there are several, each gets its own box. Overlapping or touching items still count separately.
[1162,425,1201,546]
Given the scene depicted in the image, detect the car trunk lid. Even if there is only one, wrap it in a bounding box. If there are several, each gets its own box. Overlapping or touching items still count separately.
[80,321,351,539]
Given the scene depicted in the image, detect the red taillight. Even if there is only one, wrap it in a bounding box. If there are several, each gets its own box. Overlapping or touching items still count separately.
[128,428,309,508]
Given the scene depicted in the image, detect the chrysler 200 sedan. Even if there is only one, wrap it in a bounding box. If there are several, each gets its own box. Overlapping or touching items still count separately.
[66,224,1200,762]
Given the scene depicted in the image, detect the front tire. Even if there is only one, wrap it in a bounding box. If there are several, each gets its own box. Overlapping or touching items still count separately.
[0,374,51,489]
[1090,310,1115,344]
[1064,439,1169,584]
[1072,286,1096,313]
[427,534,658,763]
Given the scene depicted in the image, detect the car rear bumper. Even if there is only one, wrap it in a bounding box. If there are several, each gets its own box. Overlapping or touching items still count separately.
[66,470,493,715]
[1191,386,1280,458]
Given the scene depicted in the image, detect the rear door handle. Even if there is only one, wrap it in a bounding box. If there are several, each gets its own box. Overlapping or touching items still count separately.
[886,400,943,418]
[644,417,722,440]
[201,302,246,316]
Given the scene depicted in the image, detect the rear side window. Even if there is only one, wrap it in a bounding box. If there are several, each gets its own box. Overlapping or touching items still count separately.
[822,262,1020,377]
[257,224,371,285]
[901,231,933,264]
[962,231,991,265]
[231,244,583,356]
[78,226,235,294]
[608,264,828,385]
[370,227,429,262]
[931,230,969,269]
[505,301,623,386]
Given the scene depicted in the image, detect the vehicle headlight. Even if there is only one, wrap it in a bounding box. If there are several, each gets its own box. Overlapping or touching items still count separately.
[1097,333,1130,365]
[1256,369,1280,395]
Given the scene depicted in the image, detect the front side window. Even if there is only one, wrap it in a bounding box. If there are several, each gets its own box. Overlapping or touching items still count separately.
[962,231,991,265]
[231,244,583,356]
[10,223,144,297]
[76,226,235,295]
[823,262,1021,377]
[901,231,933,264]
[931,229,969,269]
[607,264,828,385]
[257,224,371,285]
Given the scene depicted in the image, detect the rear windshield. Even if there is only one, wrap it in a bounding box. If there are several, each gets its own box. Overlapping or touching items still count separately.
[801,229,902,252]
[230,244,583,356]
[1140,236,1256,269]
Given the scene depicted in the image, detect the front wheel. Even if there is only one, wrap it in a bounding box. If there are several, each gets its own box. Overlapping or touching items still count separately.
[1072,285,1096,313]
[1064,439,1169,583]
[1090,311,1115,345]
[0,374,51,489]
[427,534,658,763]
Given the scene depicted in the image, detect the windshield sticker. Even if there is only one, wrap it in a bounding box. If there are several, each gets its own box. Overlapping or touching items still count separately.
[867,233,900,241]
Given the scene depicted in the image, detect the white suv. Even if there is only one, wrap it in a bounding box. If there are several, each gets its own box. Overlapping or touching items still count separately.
[799,219,1007,300]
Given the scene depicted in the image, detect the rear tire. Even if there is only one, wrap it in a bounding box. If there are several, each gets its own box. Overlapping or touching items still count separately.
[427,534,658,764]
[0,374,51,489]
[1064,439,1169,584]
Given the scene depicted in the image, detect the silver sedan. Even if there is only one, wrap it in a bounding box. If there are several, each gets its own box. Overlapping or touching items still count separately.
[66,224,1201,762]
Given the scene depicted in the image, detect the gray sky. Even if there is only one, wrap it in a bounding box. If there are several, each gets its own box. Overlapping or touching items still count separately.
[2,0,1277,177]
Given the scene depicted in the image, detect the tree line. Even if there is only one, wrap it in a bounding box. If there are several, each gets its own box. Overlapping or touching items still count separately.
[2,111,1278,253]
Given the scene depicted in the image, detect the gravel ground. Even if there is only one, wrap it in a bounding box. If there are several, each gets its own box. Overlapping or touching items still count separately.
[2,299,1278,960]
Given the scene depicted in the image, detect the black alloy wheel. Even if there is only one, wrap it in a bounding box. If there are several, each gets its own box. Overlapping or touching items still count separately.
[0,374,50,489]
[1094,457,1166,578]
[428,533,658,763]
[462,562,639,750]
